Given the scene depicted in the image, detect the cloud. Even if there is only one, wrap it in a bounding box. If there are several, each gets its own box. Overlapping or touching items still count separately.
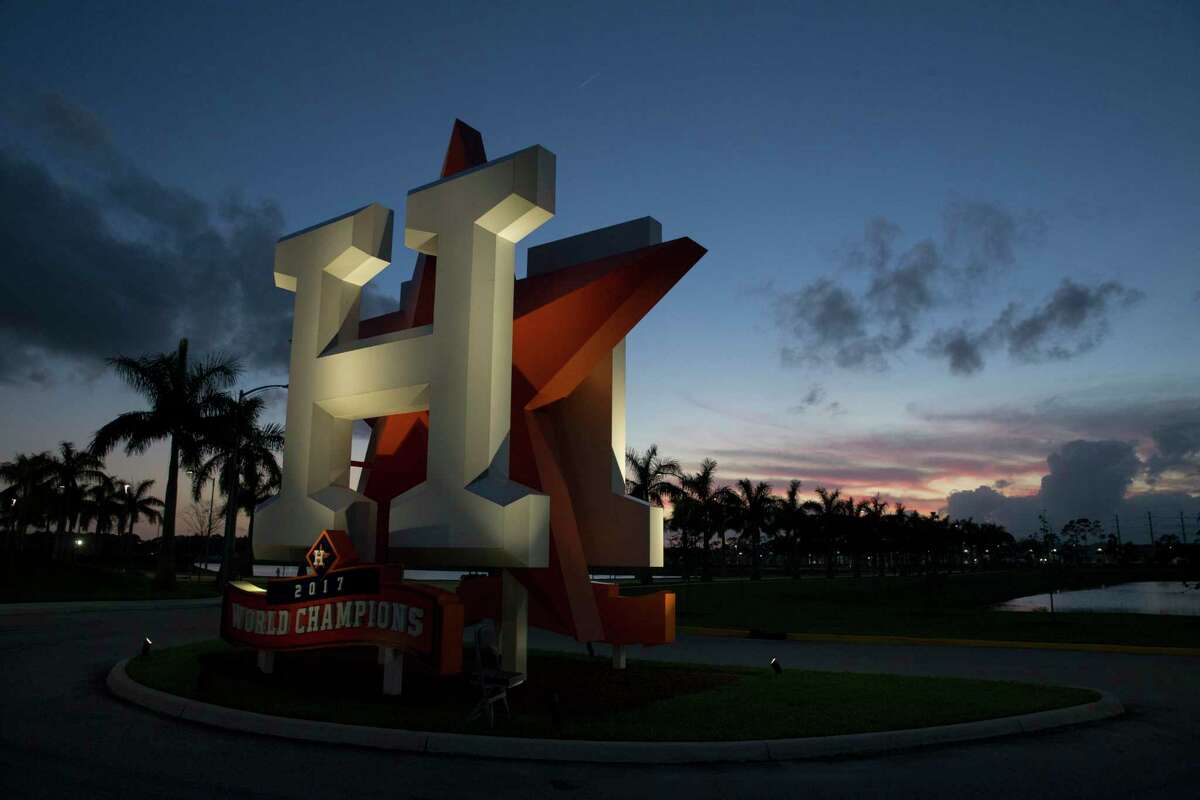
[1146,416,1200,483]
[0,95,292,383]
[772,201,1138,376]
[774,233,944,371]
[924,326,990,375]
[1039,439,1141,519]
[787,384,825,413]
[943,201,1045,279]
[925,279,1144,375]
[844,217,901,272]
[947,438,1200,536]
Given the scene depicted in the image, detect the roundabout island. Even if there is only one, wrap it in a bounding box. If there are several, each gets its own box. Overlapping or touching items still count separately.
[108,638,1122,764]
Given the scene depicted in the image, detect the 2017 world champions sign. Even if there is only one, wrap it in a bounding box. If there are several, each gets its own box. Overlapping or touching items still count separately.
[226,119,705,686]
[223,530,464,674]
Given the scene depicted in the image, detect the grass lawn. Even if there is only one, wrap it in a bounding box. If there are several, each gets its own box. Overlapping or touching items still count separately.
[0,561,219,603]
[125,640,1100,741]
[625,568,1200,648]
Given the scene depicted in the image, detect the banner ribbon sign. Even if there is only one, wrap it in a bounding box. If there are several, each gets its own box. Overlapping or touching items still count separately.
[221,530,464,674]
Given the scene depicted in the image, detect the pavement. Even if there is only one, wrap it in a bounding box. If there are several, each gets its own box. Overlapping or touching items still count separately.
[1,602,1198,799]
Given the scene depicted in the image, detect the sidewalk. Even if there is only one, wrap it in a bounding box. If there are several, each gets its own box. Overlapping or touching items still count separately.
[0,596,221,617]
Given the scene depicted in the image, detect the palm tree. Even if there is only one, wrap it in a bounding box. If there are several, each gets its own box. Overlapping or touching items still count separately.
[0,452,53,552]
[672,459,732,582]
[732,479,776,580]
[189,394,284,584]
[862,494,888,578]
[81,475,125,535]
[888,502,908,575]
[91,339,240,586]
[776,479,809,578]
[811,487,843,578]
[234,458,281,575]
[117,479,164,558]
[625,444,680,505]
[625,444,680,585]
[46,442,106,559]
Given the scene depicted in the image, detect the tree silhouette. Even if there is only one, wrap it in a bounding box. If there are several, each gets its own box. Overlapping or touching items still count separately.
[91,339,239,585]
[45,442,106,559]
[188,394,283,584]
[732,478,776,581]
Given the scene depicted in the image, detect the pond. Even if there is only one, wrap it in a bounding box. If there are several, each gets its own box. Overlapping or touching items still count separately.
[995,581,1200,617]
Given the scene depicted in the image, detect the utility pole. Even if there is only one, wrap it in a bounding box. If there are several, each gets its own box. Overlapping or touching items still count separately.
[1113,514,1121,545]
[1180,511,1187,545]
[1147,511,1154,546]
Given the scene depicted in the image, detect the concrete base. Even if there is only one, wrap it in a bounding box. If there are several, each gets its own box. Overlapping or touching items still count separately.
[107,659,1125,764]
[257,650,274,674]
[501,569,527,674]
[381,648,403,696]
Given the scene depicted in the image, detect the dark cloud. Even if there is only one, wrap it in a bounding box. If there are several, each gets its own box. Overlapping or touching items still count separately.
[924,326,991,375]
[787,384,825,414]
[0,95,293,383]
[774,233,944,371]
[844,217,901,272]
[943,201,1045,279]
[1039,439,1141,519]
[947,438,1200,536]
[925,279,1144,375]
[773,200,1137,376]
[1146,416,1200,483]
[946,484,1010,521]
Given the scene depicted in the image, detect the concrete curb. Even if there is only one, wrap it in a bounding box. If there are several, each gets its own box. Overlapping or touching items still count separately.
[107,659,1124,764]
[0,597,221,617]
[678,625,1200,657]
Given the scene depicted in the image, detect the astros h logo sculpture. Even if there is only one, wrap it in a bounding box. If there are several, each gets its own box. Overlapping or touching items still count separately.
[235,120,706,678]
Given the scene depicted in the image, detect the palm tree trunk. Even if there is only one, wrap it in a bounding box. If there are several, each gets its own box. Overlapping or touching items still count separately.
[750,528,761,581]
[242,508,256,576]
[825,528,835,578]
[219,461,239,588]
[701,530,712,582]
[156,436,180,586]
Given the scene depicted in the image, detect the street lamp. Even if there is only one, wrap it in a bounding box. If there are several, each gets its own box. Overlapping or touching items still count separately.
[219,383,287,586]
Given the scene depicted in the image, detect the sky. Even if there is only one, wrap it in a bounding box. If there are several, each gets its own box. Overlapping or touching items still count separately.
[1,1,1198,540]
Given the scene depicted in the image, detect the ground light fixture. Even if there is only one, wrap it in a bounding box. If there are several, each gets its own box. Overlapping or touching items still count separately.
[141,637,153,658]
[74,538,83,547]
[770,657,783,675]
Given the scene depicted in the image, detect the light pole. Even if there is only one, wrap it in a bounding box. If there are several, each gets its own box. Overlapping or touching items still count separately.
[219,383,287,587]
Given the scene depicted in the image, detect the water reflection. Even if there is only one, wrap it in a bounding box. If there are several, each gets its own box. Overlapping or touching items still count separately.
[996,581,1200,617]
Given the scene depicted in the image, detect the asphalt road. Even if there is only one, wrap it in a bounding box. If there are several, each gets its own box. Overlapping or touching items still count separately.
[1,601,1197,799]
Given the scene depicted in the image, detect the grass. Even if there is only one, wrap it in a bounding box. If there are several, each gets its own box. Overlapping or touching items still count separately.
[0,560,219,603]
[624,568,1200,648]
[125,639,1100,741]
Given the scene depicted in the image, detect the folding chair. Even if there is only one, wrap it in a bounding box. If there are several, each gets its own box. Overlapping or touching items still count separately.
[467,619,526,727]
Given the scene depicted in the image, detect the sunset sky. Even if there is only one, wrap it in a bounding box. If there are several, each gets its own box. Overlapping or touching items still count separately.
[1,1,1198,539]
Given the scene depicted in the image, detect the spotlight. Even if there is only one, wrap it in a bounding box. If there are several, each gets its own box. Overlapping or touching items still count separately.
[74,538,84,547]
[141,637,153,658]
[770,657,783,675]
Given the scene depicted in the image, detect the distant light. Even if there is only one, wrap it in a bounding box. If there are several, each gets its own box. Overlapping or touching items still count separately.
[769,657,783,675]
[74,538,83,547]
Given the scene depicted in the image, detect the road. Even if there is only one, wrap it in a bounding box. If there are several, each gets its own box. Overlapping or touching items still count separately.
[1,601,1197,799]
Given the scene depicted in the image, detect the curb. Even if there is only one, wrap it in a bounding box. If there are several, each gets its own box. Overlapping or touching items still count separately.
[0,597,221,617]
[678,626,1200,657]
[107,659,1124,764]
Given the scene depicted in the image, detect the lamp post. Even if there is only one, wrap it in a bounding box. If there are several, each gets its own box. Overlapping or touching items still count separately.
[218,383,287,587]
